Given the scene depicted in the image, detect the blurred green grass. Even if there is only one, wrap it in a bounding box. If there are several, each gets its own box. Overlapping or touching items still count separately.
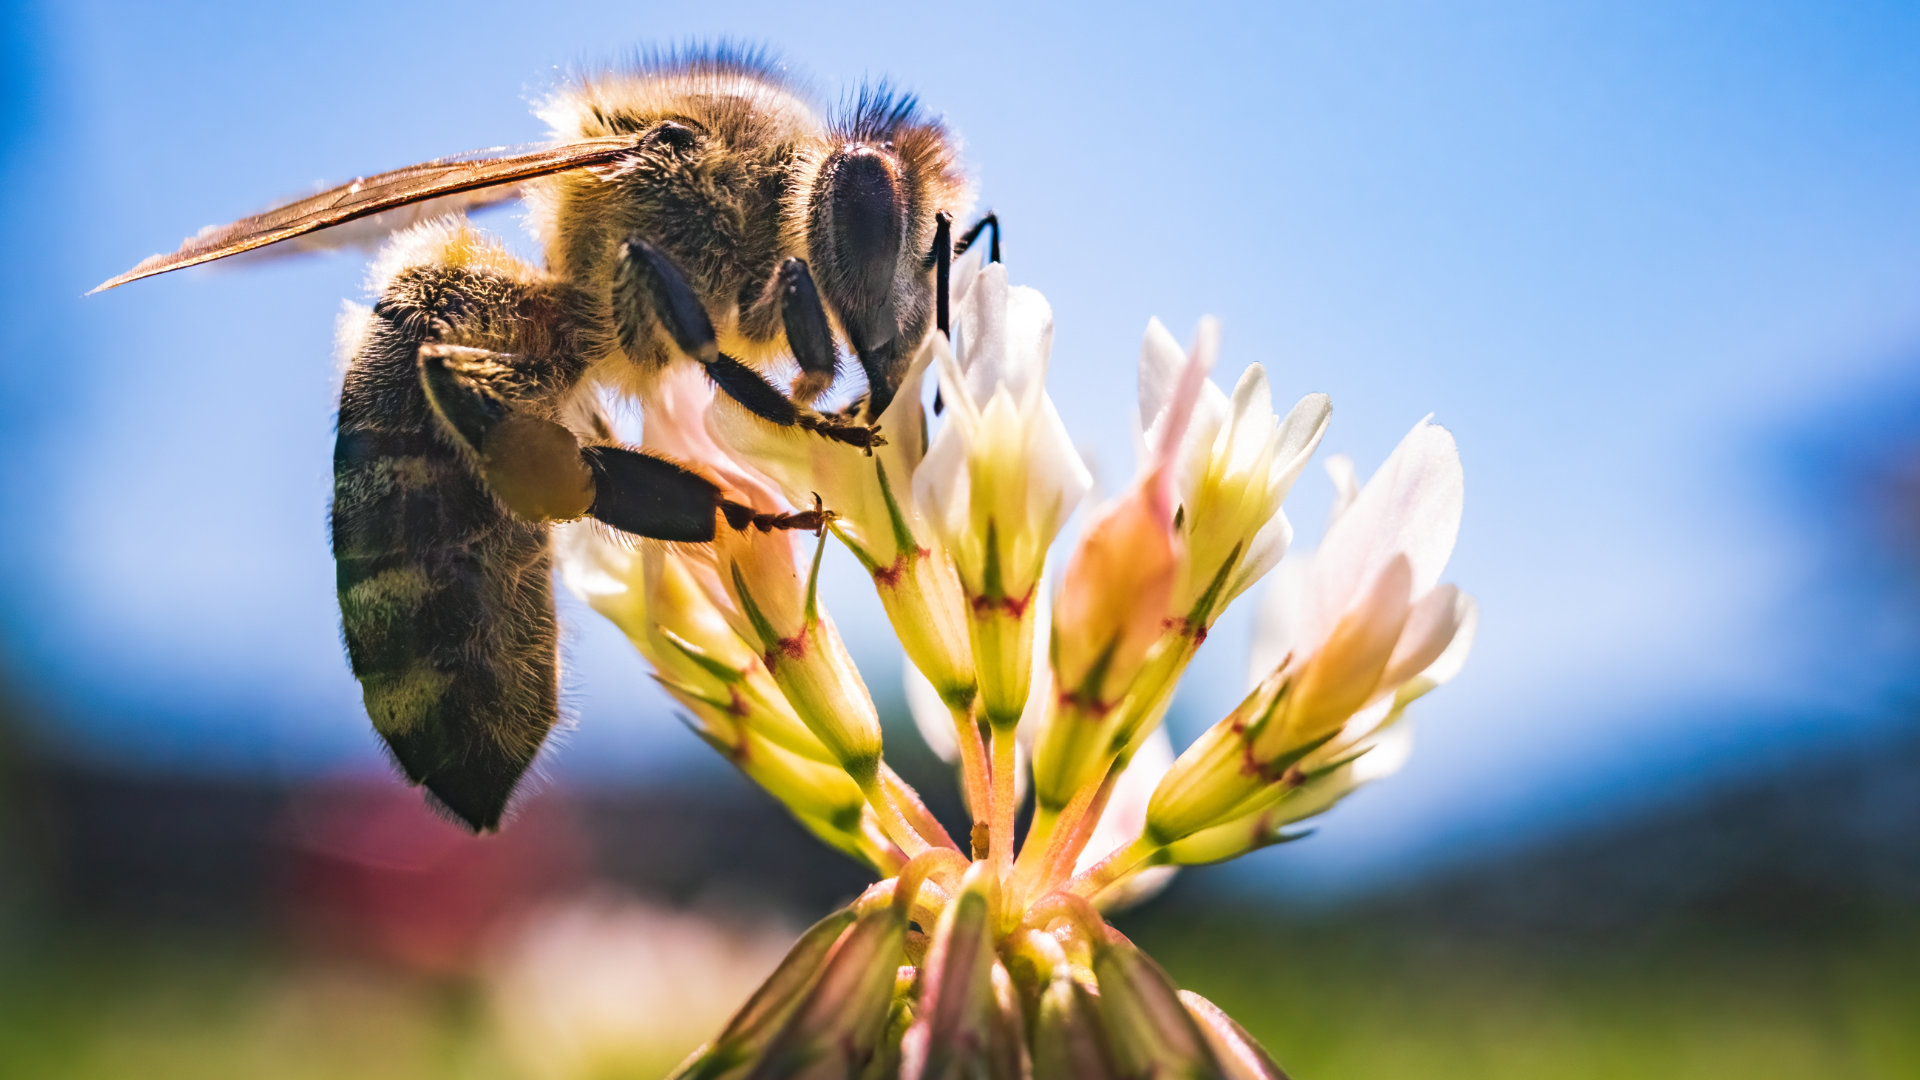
[3,914,1915,1079]
[1134,913,1920,1080]
[0,934,513,1080]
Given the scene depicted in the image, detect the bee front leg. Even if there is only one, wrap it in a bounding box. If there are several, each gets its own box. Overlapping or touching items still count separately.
[775,256,837,405]
[420,344,825,540]
[612,237,883,451]
[954,211,1001,263]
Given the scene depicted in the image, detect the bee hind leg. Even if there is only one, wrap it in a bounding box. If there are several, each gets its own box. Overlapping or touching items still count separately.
[419,344,824,540]
[613,237,883,452]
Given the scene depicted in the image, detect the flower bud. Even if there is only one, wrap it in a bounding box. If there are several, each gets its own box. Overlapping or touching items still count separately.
[1091,936,1224,1079]
[710,344,979,708]
[746,903,907,1079]
[903,861,1000,1080]
[716,526,884,780]
[670,908,858,1080]
[1179,990,1291,1080]
[1030,973,1120,1080]
[917,270,1092,728]
[1141,668,1292,845]
[688,724,869,852]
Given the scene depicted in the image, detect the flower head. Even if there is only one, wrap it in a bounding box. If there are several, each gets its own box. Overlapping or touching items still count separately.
[542,264,1471,1078]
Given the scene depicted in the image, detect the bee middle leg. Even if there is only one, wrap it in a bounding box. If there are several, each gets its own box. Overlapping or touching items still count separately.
[613,237,882,451]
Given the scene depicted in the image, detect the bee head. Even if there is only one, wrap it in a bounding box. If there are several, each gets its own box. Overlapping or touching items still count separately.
[806,85,968,417]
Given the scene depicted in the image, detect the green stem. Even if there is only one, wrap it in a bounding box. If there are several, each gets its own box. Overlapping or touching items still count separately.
[989,723,1019,885]
[1063,835,1163,903]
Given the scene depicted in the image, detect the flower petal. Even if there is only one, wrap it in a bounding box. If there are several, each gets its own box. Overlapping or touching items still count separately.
[1308,418,1463,648]
[1377,583,1467,692]
[1136,317,1187,435]
[1270,393,1333,499]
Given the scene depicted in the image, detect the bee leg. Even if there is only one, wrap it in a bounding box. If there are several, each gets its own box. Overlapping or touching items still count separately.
[930,213,1000,416]
[776,257,838,405]
[614,237,883,451]
[954,211,1002,263]
[930,212,954,416]
[420,344,824,540]
[931,212,954,337]
[584,445,830,538]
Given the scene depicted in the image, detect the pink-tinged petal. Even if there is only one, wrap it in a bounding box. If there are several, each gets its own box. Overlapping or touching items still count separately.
[1271,554,1413,751]
[1309,418,1463,647]
[1377,583,1467,691]
[645,365,782,508]
[1426,591,1479,684]
[1053,484,1180,706]
[1146,318,1219,501]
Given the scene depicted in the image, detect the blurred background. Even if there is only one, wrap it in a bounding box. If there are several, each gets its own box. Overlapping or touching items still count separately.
[3,1,1919,1076]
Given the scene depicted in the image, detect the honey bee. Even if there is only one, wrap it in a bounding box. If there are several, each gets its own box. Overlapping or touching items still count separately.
[95,46,1002,831]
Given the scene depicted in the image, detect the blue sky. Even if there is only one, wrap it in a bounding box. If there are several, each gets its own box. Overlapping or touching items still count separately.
[4,0,1918,892]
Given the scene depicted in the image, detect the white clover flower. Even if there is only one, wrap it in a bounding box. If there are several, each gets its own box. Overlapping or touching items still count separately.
[540,270,1466,1079]
[1141,417,1477,854]
[915,264,1092,730]
[1140,317,1330,634]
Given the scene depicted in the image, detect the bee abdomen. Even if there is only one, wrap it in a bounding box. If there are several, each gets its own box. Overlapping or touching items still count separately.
[330,228,571,831]
[332,412,562,832]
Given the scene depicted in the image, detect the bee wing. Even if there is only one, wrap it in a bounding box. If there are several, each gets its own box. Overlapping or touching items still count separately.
[91,135,645,293]
[223,183,528,264]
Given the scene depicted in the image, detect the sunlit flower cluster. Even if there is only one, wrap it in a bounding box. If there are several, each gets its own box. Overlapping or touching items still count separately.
[559,256,1474,1077]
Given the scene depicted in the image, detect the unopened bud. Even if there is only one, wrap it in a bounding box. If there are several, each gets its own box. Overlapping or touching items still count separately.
[670,908,858,1080]
[1180,990,1292,1080]
[905,862,1001,1080]
[1091,936,1224,1079]
[718,526,884,779]
[745,903,906,1079]
[1030,974,1120,1080]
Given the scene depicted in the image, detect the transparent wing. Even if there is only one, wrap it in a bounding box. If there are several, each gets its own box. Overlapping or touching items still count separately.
[92,135,645,292]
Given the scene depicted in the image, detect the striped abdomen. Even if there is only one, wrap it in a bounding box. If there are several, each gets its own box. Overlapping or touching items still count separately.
[331,299,562,832]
